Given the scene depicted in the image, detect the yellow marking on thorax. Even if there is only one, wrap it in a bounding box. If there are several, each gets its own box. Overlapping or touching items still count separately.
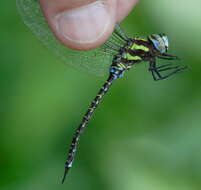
[130,43,149,52]
[123,52,142,61]
[134,37,147,41]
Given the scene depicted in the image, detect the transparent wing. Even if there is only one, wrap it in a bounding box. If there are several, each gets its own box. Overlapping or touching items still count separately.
[16,0,128,76]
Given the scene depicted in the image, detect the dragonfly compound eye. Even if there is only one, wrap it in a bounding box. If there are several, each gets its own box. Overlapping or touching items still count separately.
[148,34,169,54]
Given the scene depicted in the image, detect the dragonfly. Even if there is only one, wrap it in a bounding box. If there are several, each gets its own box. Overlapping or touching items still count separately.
[17,0,187,184]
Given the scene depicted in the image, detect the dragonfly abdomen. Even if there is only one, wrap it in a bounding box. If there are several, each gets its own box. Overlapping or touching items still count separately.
[62,74,116,183]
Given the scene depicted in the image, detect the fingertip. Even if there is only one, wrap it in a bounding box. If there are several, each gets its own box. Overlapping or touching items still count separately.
[55,1,115,50]
[40,0,117,50]
[116,0,139,22]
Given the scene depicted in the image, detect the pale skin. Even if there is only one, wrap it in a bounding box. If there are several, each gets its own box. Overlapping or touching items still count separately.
[39,0,139,50]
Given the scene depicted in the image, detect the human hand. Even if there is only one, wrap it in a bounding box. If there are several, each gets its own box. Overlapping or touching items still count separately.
[39,0,139,50]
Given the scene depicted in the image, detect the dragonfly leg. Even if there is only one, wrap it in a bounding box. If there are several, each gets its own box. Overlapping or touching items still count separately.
[156,66,187,80]
[149,59,187,81]
[150,70,158,81]
[157,65,180,72]
[158,54,180,60]
[149,63,162,81]
[155,64,172,69]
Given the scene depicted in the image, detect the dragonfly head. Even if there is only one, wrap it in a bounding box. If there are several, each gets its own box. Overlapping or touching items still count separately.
[148,34,169,54]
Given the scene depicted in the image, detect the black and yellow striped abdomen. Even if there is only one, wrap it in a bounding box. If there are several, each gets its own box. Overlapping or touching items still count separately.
[62,75,116,183]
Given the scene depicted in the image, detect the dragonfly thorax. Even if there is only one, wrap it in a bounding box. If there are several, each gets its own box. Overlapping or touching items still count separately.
[109,37,152,79]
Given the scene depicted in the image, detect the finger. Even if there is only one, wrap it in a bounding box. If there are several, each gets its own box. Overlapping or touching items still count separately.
[39,0,117,50]
[116,0,139,22]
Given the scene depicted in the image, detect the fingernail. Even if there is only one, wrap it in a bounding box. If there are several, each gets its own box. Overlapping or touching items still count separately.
[55,1,110,44]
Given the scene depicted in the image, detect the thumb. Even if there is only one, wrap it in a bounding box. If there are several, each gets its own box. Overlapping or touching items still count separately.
[39,0,117,50]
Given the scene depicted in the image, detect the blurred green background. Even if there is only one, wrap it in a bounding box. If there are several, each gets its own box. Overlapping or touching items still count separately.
[1,0,201,189]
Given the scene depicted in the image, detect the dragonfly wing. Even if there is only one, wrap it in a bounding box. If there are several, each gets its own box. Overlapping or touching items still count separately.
[16,0,116,76]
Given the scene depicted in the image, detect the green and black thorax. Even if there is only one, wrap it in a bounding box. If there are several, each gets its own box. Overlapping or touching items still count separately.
[108,26,186,80]
[110,37,152,78]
